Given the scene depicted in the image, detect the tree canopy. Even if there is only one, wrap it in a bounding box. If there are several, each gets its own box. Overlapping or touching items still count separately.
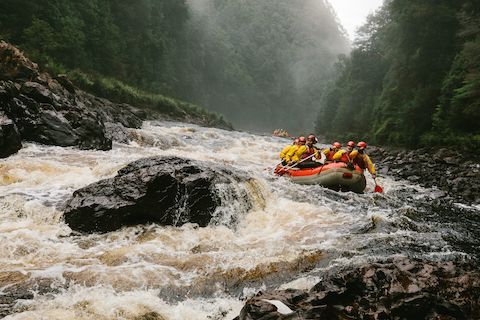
[316,0,480,147]
[0,0,348,133]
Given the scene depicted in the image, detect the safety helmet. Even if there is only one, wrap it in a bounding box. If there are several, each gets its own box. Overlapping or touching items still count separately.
[333,142,342,149]
[347,141,355,147]
[307,134,317,143]
[298,136,306,144]
[357,141,367,149]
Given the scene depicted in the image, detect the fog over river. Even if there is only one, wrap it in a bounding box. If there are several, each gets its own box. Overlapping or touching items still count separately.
[0,121,478,319]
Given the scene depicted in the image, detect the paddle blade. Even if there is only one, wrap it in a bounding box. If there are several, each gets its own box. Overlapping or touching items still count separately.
[273,165,287,176]
[374,184,383,193]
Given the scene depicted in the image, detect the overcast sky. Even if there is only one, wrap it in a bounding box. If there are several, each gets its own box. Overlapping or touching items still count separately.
[328,0,384,40]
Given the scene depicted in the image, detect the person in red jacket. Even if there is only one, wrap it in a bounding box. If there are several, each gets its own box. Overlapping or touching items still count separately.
[333,140,356,165]
[322,142,342,162]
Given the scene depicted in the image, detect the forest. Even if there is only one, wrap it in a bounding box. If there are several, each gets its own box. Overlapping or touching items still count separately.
[0,0,348,132]
[1,0,478,146]
[316,0,480,147]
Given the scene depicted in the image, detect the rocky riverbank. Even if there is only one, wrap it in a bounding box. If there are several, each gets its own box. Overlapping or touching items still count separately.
[369,146,480,205]
[0,41,145,157]
[236,257,480,319]
[0,41,231,159]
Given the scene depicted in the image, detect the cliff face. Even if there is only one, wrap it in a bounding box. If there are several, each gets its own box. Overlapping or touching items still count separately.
[0,41,145,158]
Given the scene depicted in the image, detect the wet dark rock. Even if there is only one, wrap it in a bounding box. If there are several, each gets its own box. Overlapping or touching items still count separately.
[236,258,480,320]
[99,102,146,129]
[0,276,60,319]
[369,146,480,204]
[54,74,76,93]
[104,122,131,144]
[20,81,54,104]
[0,41,146,154]
[63,156,252,233]
[0,112,22,158]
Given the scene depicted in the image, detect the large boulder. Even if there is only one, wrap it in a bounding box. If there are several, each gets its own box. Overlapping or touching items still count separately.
[0,112,22,158]
[63,156,254,233]
[236,258,480,319]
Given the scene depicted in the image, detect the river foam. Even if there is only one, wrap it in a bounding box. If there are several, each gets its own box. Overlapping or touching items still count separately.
[0,121,472,319]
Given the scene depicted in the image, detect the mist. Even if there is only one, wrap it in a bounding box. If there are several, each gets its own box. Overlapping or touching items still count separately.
[175,0,349,134]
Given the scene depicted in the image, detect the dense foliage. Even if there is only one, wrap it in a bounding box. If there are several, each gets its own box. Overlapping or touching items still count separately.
[0,0,348,132]
[316,0,480,147]
[0,0,186,92]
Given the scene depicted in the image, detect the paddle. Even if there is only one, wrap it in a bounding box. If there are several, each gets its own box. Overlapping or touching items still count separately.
[373,177,383,193]
[275,153,316,175]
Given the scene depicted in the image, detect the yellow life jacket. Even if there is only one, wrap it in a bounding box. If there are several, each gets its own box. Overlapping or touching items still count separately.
[280,145,294,160]
[288,145,319,162]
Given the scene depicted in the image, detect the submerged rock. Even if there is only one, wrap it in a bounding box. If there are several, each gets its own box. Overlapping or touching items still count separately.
[63,156,254,233]
[236,258,480,319]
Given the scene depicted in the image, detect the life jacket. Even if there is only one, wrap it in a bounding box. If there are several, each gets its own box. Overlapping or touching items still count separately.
[285,145,301,162]
[351,150,376,174]
[354,154,367,169]
[333,149,353,163]
[323,148,337,161]
[300,146,317,160]
[280,145,294,160]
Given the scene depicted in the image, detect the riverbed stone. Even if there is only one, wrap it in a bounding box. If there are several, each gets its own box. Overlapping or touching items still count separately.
[63,156,252,233]
[235,258,480,320]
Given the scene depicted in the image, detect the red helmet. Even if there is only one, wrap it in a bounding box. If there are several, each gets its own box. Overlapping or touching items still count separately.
[307,134,318,143]
[298,136,306,144]
[332,142,342,149]
[347,141,355,147]
[357,141,367,149]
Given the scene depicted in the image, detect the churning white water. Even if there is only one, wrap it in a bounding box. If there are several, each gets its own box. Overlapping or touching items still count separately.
[0,121,461,319]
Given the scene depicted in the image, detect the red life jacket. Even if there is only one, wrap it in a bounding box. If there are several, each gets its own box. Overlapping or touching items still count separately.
[339,151,351,163]
[301,146,316,160]
[354,153,367,169]
[325,148,336,161]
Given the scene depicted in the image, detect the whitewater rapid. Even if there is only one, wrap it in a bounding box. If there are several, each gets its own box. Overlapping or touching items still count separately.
[0,121,468,319]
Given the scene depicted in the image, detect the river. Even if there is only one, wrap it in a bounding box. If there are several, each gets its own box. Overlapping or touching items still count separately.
[1,121,478,319]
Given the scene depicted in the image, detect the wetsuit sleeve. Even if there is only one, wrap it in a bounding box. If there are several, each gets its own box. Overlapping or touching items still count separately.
[349,150,358,159]
[365,154,376,175]
[291,145,306,162]
[280,145,291,160]
[285,145,298,162]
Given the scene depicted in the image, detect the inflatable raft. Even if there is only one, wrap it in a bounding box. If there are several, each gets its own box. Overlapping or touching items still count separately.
[275,162,366,193]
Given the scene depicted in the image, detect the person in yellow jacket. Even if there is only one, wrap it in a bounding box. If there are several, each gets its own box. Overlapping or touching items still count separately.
[351,141,376,178]
[279,138,299,165]
[333,141,356,168]
[322,142,342,162]
[286,135,322,168]
[284,136,306,163]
